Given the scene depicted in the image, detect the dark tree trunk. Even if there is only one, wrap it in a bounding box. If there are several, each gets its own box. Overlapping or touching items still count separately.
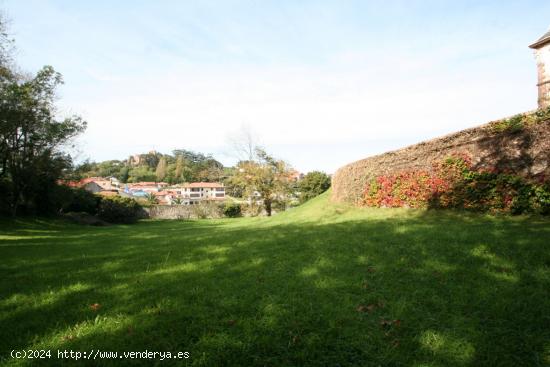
[264,198,272,216]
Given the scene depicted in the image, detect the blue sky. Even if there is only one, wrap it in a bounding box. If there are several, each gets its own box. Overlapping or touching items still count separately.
[4,0,550,172]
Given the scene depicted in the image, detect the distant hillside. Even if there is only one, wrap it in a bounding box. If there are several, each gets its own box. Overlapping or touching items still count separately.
[332,109,550,205]
[73,149,227,184]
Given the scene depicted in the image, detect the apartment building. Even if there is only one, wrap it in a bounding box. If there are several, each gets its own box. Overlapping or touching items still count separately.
[171,182,226,204]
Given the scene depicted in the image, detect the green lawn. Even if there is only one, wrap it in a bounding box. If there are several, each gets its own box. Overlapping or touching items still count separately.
[1,192,549,366]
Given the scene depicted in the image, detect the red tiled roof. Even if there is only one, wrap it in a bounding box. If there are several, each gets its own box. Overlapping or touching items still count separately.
[131,182,158,186]
[58,177,113,188]
[128,182,169,187]
[154,191,170,196]
[58,179,80,187]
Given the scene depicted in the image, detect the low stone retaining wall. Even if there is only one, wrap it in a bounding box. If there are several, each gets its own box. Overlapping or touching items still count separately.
[143,203,224,220]
[143,205,193,219]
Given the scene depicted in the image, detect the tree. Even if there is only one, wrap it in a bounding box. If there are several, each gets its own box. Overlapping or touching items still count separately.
[227,125,259,162]
[0,65,86,215]
[195,158,224,182]
[145,192,158,205]
[127,166,156,182]
[75,149,224,184]
[71,159,96,179]
[155,157,167,182]
[174,155,185,182]
[224,166,246,198]
[299,171,331,203]
[172,149,223,182]
[142,151,162,169]
[119,165,129,183]
[234,148,293,216]
[0,12,14,79]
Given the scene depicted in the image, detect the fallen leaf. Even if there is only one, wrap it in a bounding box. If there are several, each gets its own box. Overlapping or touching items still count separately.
[380,318,402,329]
[62,334,74,342]
[357,303,378,313]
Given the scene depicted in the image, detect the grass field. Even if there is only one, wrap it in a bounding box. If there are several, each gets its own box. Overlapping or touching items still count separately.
[1,192,549,366]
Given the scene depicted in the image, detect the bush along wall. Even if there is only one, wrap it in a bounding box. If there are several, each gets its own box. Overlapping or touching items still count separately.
[362,154,550,215]
[97,196,144,224]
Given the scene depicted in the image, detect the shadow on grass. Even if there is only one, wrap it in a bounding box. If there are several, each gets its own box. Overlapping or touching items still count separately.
[1,212,549,366]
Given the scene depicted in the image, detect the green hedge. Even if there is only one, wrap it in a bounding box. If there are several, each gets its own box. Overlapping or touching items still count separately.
[223,202,242,218]
[97,196,143,224]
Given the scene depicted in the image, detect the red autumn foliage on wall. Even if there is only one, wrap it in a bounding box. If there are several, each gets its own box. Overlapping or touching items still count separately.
[362,154,550,215]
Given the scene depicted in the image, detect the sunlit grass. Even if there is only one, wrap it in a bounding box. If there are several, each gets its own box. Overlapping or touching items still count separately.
[1,191,549,366]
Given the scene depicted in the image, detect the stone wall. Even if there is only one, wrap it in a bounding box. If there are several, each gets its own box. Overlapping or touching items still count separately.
[331,116,550,204]
[143,203,224,220]
[144,205,193,219]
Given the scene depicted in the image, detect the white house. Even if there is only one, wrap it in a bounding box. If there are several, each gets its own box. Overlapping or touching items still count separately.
[174,182,226,204]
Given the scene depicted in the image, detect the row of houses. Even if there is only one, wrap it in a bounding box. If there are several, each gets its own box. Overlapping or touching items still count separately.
[62,177,226,205]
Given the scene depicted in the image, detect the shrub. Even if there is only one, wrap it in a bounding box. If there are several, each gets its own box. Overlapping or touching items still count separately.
[12,184,101,217]
[31,184,88,216]
[190,201,223,219]
[532,184,550,215]
[223,202,242,218]
[491,114,524,133]
[488,105,550,133]
[241,202,264,217]
[97,196,142,224]
[63,212,109,226]
[145,192,158,205]
[272,198,290,213]
[362,154,550,215]
[64,188,101,215]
